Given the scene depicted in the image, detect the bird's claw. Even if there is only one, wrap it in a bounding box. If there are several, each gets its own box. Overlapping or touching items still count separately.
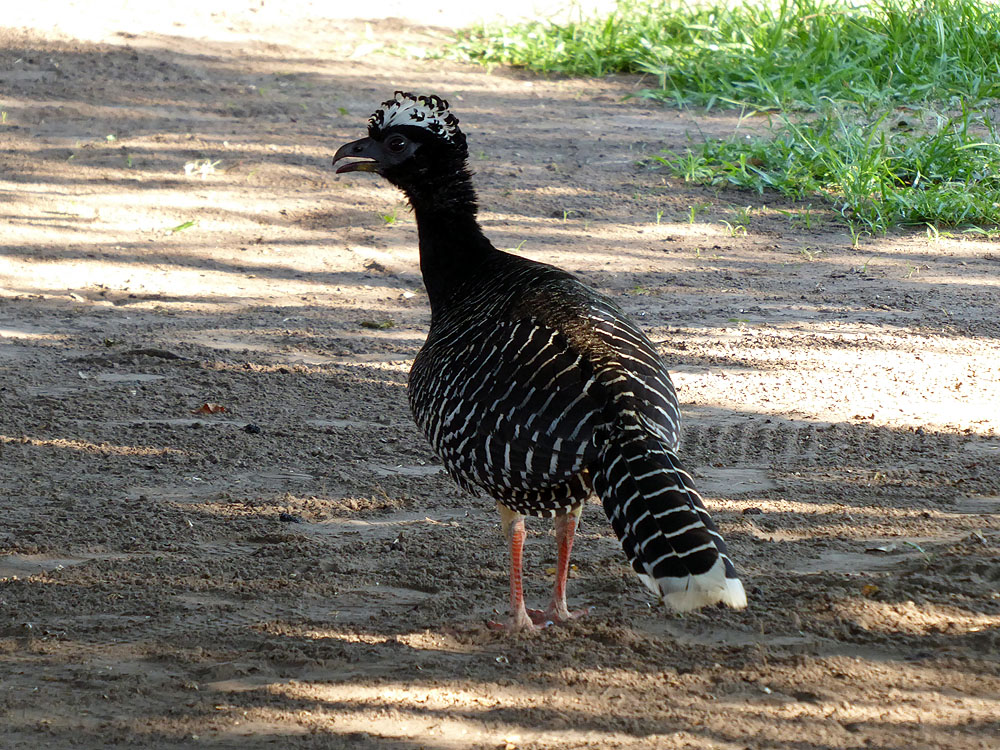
[487,608,555,632]
[487,605,593,632]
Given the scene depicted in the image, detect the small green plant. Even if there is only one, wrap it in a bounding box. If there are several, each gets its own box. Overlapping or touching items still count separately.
[924,224,956,242]
[963,226,1000,239]
[1,111,7,124]
[655,209,664,225]
[169,220,197,233]
[106,134,117,142]
[687,202,710,224]
[799,247,821,261]
[779,204,815,230]
[720,220,747,237]
[903,540,934,563]
[856,256,877,275]
[721,205,752,236]
[380,207,399,225]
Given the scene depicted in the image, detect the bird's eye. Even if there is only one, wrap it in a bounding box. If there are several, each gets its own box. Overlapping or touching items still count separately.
[385,135,407,153]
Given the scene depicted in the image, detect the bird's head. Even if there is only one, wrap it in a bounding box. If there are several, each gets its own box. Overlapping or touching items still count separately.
[332,92,469,194]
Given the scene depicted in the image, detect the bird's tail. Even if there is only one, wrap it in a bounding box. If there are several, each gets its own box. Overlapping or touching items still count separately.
[592,418,746,612]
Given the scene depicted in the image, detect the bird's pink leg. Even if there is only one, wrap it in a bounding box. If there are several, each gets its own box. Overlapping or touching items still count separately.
[489,506,537,631]
[544,507,590,623]
[488,505,589,631]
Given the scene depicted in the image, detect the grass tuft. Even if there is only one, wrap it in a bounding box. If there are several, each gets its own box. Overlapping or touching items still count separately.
[454,0,1000,233]
[454,0,1000,110]
[656,104,1000,235]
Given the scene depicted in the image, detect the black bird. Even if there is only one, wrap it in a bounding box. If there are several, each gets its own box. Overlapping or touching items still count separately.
[333,92,746,630]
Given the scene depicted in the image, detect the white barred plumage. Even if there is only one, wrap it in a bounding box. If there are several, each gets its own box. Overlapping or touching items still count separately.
[332,93,747,630]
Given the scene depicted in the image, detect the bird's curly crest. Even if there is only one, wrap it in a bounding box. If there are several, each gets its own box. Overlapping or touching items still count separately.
[368,91,464,147]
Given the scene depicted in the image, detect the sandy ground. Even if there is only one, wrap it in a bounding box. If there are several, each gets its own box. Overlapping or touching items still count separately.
[2,4,999,749]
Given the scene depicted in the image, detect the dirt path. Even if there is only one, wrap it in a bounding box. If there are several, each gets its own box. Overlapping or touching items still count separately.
[2,7,999,749]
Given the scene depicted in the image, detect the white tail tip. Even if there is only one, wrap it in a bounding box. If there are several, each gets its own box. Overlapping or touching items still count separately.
[639,558,748,612]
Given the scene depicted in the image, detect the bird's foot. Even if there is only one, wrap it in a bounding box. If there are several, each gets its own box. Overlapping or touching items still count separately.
[541,604,594,625]
[486,604,559,632]
[487,611,549,632]
[487,605,593,632]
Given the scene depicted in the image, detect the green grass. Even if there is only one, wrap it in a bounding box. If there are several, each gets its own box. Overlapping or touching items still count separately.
[453,0,1000,234]
[657,104,1000,236]
[454,0,1000,110]
[168,220,197,234]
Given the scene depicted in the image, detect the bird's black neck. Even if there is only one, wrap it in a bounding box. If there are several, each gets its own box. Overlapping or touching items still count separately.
[403,165,499,313]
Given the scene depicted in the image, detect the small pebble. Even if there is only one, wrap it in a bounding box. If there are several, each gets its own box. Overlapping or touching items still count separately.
[243,423,262,434]
[278,512,303,523]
